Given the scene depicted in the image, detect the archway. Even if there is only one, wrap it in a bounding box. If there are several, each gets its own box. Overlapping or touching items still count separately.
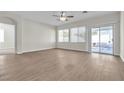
[0,17,16,54]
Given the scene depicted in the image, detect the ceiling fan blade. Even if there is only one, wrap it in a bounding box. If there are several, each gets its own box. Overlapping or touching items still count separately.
[66,16,74,18]
[52,15,60,17]
[56,19,61,21]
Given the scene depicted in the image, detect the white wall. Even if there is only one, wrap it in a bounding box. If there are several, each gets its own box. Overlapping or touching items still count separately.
[0,13,56,54]
[22,19,56,53]
[57,13,120,55]
[57,43,88,51]
[120,12,124,61]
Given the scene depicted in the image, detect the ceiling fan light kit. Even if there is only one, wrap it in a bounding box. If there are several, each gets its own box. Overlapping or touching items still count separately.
[59,17,67,21]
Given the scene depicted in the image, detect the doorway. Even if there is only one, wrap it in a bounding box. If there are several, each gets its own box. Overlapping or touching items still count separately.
[91,26,113,55]
[0,23,15,54]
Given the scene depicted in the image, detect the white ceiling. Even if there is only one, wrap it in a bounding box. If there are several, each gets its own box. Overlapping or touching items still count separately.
[6,11,118,26]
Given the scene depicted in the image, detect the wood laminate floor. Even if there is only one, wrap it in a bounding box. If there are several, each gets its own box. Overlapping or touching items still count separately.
[0,49,124,81]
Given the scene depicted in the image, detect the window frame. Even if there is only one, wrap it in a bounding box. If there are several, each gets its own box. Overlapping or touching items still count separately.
[70,27,86,43]
[57,26,86,43]
[58,29,69,43]
[0,28,4,43]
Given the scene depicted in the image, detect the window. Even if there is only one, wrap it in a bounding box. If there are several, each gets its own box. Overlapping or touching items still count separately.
[70,27,86,42]
[58,27,86,43]
[0,28,4,43]
[78,27,86,42]
[58,29,69,42]
[70,28,78,42]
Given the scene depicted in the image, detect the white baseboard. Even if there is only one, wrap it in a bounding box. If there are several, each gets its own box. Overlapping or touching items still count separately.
[57,47,88,52]
[120,55,124,62]
[22,47,55,53]
[16,51,23,54]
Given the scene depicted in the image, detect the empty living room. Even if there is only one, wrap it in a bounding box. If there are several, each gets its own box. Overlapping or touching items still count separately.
[0,11,124,81]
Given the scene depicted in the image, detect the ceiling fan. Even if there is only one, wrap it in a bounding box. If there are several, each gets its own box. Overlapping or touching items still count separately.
[53,11,74,22]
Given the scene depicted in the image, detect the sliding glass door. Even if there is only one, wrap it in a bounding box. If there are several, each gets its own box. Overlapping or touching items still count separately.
[91,28,100,53]
[91,26,113,55]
